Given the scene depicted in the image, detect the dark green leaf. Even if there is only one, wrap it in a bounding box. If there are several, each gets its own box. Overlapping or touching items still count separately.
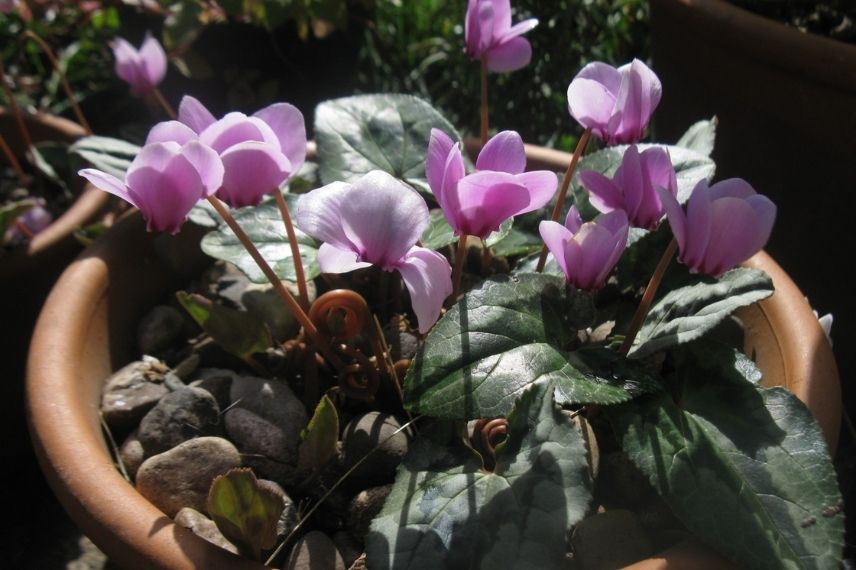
[404,273,653,419]
[554,346,663,406]
[207,467,285,560]
[421,209,456,250]
[314,94,460,190]
[176,291,273,359]
[297,395,339,473]
[200,193,320,283]
[367,382,592,570]
[483,218,512,248]
[69,136,140,179]
[629,268,774,359]
[607,342,844,570]
[29,142,71,192]
[489,227,543,258]
[676,117,717,157]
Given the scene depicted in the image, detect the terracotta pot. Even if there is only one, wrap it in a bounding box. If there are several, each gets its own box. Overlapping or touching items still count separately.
[1,110,110,460]
[27,145,840,569]
[649,0,854,412]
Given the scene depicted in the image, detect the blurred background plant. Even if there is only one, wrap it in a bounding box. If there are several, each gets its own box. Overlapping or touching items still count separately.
[728,0,856,43]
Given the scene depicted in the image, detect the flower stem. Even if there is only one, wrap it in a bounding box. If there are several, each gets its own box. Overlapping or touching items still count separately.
[480,57,489,146]
[21,30,91,135]
[0,131,28,185]
[449,234,468,307]
[0,60,33,150]
[205,195,342,369]
[535,128,592,272]
[619,238,678,355]
[151,86,176,119]
[273,190,309,312]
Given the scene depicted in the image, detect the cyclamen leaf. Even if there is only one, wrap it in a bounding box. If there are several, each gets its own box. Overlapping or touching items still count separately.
[367,382,592,570]
[69,136,141,179]
[297,395,339,473]
[421,209,456,250]
[629,268,774,359]
[207,468,285,560]
[404,273,656,419]
[176,291,272,359]
[30,142,71,193]
[606,343,844,570]
[314,94,461,190]
[676,117,717,157]
[200,193,320,284]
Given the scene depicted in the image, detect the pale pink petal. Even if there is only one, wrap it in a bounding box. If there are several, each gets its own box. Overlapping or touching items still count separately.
[564,206,584,234]
[126,142,181,182]
[253,103,307,173]
[454,171,530,237]
[539,220,572,280]
[476,130,526,174]
[178,95,217,133]
[636,146,675,227]
[490,0,512,35]
[180,141,224,197]
[745,194,776,255]
[145,120,198,145]
[657,185,686,252]
[683,181,713,271]
[501,18,538,42]
[426,129,457,201]
[513,170,558,213]
[708,177,757,200]
[78,168,137,208]
[296,181,359,253]
[317,243,372,274]
[112,38,143,90]
[217,142,291,207]
[138,33,167,87]
[704,198,763,276]
[615,145,644,218]
[465,0,493,57]
[567,77,618,135]
[128,155,206,233]
[395,246,453,334]
[200,113,270,154]
[612,59,661,144]
[579,169,624,214]
[486,36,532,73]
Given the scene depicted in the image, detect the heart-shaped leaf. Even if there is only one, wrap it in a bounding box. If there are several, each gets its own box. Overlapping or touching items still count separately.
[607,342,844,570]
[200,193,320,284]
[315,94,461,190]
[420,209,456,250]
[629,267,774,359]
[69,135,141,179]
[676,117,717,157]
[404,273,658,419]
[176,291,272,359]
[297,394,339,473]
[367,382,592,569]
[207,468,285,560]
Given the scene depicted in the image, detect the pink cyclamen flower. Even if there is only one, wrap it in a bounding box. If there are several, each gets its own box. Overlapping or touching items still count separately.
[111,33,167,96]
[79,141,223,234]
[578,145,677,230]
[5,200,52,241]
[658,178,776,277]
[426,129,557,238]
[567,59,662,145]
[539,207,629,290]
[296,170,452,334]
[465,0,538,72]
[0,0,19,14]
[145,95,306,208]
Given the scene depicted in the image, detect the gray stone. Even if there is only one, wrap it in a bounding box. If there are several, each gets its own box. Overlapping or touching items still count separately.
[189,367,237,409]
[137,387,221,456]
[119,429,145,481]
[346,485,392,542]
[332,531,363,569]
[570,509,654,569]
[283,531,345,570]
[137,305,186,355]
[341,413,410,485]
[136,437,241,517]
[257,479,299,541]
[101,358,169,430]
[174,507,238,554]
[242,280,316,342]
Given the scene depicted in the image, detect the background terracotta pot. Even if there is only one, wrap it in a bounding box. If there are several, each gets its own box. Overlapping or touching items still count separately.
[649,0,855,418]
[1,110,110,461]
[27,146,841,569]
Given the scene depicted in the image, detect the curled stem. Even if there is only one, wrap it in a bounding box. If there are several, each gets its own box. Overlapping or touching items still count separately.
[21,30,91,134]
[535,128,592,272]
[449,234,468,307]
[619,238,678,355]
[274,190,309,311]
[151,86,176,119]
[480,57,489,146]
[0,60,33,150]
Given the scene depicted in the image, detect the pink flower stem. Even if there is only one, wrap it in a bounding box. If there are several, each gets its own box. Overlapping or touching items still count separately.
[273,190,309,312]
[480,57,489,146]
[151,87,176,120]
[21,30,92,135]
[449,234,469,307]
[0,60,33,151]
[206,195,343,369]
[0,131,27,186]
[535,128,592,272]
[619,237,678,356]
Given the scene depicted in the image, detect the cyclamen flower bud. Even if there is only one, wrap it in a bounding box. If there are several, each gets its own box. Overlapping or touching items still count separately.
[578,145,677,230]
[111,33,167,96]
[465,0,538,73]
[539,207,629,290]
[658,178,777,276]
[79,141,223,234]
[567,59,662,145]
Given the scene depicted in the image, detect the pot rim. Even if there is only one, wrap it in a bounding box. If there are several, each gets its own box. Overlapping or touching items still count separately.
[26,144,841,569]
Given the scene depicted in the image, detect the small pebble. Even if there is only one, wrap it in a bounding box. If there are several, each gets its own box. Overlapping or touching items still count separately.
[137,305,186,355]
[119,429,145,481]
[283,531,345,570]
[101,358,169,431]
[341,413,410,485]
[137,387,221,456]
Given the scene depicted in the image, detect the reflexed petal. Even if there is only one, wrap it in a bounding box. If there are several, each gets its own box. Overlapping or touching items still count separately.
[396,246,453,334]
[338,171,428,267]
[683,180,713,270]
[708,177,757,200]
[513,170,558,213]
[145,120,198,145]
[575,62,623,95]
[181,141,224,197]
[486,36,532,73]
[476,130,526,174]
[501,18,538,41]
[126,142,181,182]
[745,194,776,254]
[317,243,371,274]
[704,198,762,276]
[253,103,307,172]
[111,38,142,89]
[564,206,584,234]
[615,145,644,217]
[465,0,493,57]
[78,168,137,208]
[127,155,206,233]
[296,181,359,253]
[657,185,686,251]
[455,171,529,237]
[139,33,167,87]
[612,59,661,144]
[217,142,291,207]
[426,129,456,198]
[178,95,217,133]
[539,220,572,280]
[567,77,617,134]
[199,113,270,153]
[579,169,623,214]
[575,223,618,289]
[490,0,512,35]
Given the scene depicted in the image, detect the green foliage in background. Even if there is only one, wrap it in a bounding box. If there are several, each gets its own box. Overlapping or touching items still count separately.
[355,0,649,150]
